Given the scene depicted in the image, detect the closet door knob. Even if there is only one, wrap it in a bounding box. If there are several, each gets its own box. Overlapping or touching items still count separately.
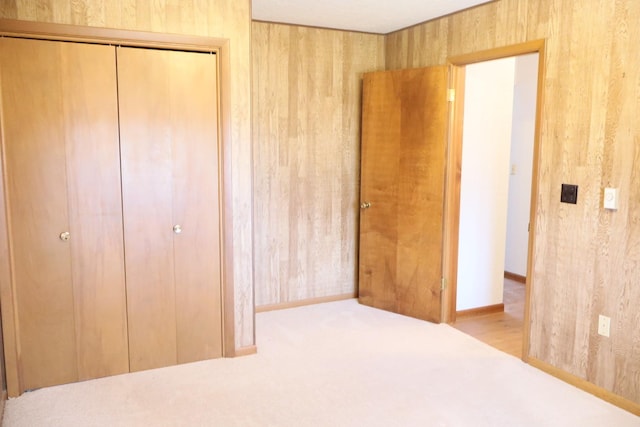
[59,231,71,241]
[173,225,182,234]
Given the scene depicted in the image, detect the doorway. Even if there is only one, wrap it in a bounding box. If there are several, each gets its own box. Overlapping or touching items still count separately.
[443,41,546,360]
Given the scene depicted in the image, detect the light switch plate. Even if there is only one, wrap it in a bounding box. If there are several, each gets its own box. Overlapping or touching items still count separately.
[561,184,578,204]
[604,188,619,210]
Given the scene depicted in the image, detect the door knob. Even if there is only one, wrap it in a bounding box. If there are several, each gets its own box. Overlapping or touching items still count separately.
[59,231,70,241]
[173,224,182,234]
[360,202,371,209]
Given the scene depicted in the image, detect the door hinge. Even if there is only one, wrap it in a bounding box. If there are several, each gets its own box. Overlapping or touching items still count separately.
[448,89,455,102]
[440,277,446,291]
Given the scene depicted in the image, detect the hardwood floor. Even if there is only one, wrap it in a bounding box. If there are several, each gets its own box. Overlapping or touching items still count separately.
[452,278,525,358]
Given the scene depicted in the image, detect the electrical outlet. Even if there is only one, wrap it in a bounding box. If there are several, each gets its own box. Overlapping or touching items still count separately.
[598,315,611,337]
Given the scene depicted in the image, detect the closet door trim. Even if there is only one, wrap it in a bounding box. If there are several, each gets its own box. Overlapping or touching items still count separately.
[0,19,236,397]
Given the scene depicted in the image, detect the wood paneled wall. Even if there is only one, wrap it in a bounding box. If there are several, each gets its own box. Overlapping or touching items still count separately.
[4,0,638,409]
[0,0,255,350]
[387,0,640,406]
[252,22,384,306]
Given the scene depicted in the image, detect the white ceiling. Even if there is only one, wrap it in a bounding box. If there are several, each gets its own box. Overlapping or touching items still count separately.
[252,0,495,34]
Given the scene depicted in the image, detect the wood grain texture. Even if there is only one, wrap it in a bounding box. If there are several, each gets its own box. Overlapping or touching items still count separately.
[0,0,254,352]
[456,304,505,319]
[442,65,465,324]
[168,51,223,364]
[0,156,11,397]
[504,271,526,283]
[0,37,128,390]
[251,22,385,307]
[0,44,23,398]
[118,47,222,371]
[61,42,129,381]
[255,293,356,313]
[387,0,640,406]
[0,37,77,390]
[454,278,524,358]
[358,67,448,323]
[118,47,178,372]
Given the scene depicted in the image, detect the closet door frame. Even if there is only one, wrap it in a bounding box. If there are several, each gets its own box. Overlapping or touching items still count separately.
[0,19,236,397]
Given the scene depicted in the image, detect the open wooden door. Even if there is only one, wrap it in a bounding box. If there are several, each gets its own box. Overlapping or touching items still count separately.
[358,66,449,323]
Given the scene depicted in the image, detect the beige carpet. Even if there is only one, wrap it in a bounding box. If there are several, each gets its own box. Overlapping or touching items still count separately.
[3,299,639,426]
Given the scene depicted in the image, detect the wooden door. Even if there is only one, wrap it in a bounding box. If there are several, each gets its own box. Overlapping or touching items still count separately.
[0,38,128,390]
[358,67,449,323]
[118,47,223,372]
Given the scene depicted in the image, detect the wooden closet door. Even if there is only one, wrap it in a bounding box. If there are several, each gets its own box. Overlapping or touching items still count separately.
[118,47,222,372]
[0,38,128,390]
[169,52,223,364]
[62,42,130,381]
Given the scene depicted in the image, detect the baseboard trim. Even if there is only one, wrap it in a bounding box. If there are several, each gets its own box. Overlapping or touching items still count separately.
[232,345,257,357]
[528,357,640,416]
[504,271,526,284]
[255,293,357,313]
[456,303,504,319]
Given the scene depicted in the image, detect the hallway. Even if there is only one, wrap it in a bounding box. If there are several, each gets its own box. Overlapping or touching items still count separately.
[453,278,525,358]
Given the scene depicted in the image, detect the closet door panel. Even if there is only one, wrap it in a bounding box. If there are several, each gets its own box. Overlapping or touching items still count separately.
[118,47,178,371]
[0,38,77,390]
[62,43,129,380]
[171,52,223,363]
[118,46,223,370]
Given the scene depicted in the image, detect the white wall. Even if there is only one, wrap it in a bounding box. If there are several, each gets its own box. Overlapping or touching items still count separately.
[456,57,516,311]
[504,53,539,277]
